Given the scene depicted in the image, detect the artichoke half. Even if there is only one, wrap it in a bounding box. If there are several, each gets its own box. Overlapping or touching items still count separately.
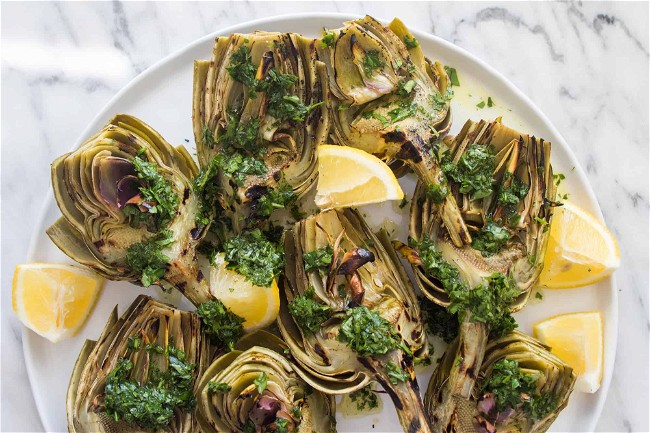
[404,119,556,430]
[192,30,330,225]
[196,330,336,433]
[278,209,431,433]
[425,331,576,433]
[47,114,215,306]
[409,118,556,309]
[317,16,471,247]
[67,295,210,433]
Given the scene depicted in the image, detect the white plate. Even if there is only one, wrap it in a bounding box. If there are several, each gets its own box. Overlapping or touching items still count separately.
[24,13,617,433]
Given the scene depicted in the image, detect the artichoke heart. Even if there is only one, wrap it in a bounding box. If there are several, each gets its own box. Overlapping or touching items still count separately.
[317,16,471,247]
[193,30,330,220]
[425,331,576,433]
[67,295,210,433]
[278,208,432,433]
[196,330,336,433]
[47,114,215,306]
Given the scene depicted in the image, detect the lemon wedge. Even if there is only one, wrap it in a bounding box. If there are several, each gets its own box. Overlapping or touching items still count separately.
[533,311,603,393]
[539,201,619,288]
[209,253,280,331]
[12,263,103,342]
[315,145,404,209]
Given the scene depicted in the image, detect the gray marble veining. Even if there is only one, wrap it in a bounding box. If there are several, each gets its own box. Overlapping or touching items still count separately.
[1,2,648,432]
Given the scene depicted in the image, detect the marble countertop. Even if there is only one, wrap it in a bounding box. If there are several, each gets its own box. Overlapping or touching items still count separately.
[1,2,648,432]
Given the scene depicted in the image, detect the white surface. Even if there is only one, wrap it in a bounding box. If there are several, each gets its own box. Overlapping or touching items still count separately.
[1,3,647,433]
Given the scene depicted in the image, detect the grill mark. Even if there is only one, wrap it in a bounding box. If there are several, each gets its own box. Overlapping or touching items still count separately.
[313,343,330,364]
[382,130,406,143]
[407,418,421,433]
[396,141,422,163]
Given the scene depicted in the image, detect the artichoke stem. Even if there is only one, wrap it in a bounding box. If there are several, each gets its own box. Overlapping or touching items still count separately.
[425,317,488,431]
[361,354,432,433]
[409,159,471,248]
[164,257,214,306]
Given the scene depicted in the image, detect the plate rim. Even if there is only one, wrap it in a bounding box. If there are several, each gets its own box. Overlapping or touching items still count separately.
[22,12,618,432]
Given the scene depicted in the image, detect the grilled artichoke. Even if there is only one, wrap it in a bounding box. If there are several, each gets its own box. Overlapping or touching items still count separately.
[425,331,576,433]
[409,118,556,309]
[278,209,431,433]
[67,295,210,433]
[317,16,471,247]
[47,114,214,306]
[192,30,330,225]
[403,118,556,430]
[196,330,336,433]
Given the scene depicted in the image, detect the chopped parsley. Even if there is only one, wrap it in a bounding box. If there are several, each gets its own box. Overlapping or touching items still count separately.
[472,220,511,256]
[362,50,385,77]
[257,69,323,123]
[207,381,232,394]
[253,180,297,217]
[348,385,379,412]
[338,306,402,357]
[218,111,261,156]
[275,418,289,433]
[303,245,334,272]
[448,273,519,338]
[196,299,244,350]
[403,35,419,49]
[125,230,175,287]
[322,28,336,47]
[419,297,459,343]
[397,79,417,96]
[223,229,284,287]
[410,236,466,294]
[430,88,454,111]
[442,144,495,200]
[226,45,258,96]
[213,152,268,187]
[254,372,268,394]
[535,291,544,300]
[487,96,494,107]
[476,100,486,109]
[426,182,449,204]
[497,173,530,225]
[127,335,142,351]
[553,172,565,186]
[387,101,418,123]
[526,391,557,420]
[202,124,216,148]
[288,289,332,334]
[244,420,255,433]
[104,346,196,429]
[125,154,179,232]
[192,156,223,229]
[482,358,557,420]
[385,361,409,384]
[444,66,460,87]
